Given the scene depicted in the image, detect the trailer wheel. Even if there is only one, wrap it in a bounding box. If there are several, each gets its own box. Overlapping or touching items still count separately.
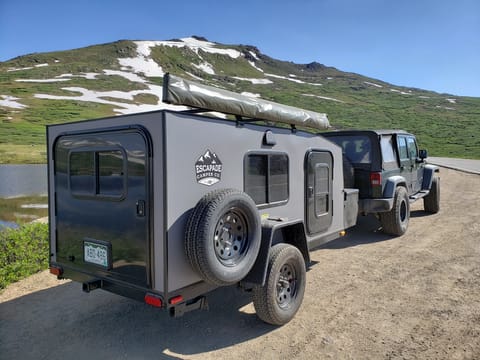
[424,176,440,213]
[252,244,306,325]
[379,186,410,236]
[185,189,261,286]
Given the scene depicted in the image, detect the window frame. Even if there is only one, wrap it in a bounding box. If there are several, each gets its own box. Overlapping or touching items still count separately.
[244,151,289,209]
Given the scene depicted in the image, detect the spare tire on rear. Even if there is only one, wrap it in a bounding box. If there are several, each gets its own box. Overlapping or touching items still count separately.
[185,188,262,286]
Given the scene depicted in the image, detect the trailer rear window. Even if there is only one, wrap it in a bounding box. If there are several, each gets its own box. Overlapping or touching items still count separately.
[69,149,126,199]
[245,153,289,206]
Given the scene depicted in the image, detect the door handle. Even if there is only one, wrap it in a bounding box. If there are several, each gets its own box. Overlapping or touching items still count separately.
[136,200,146,217]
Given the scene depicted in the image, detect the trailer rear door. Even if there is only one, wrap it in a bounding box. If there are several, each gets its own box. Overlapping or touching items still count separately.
[54,127,151,287]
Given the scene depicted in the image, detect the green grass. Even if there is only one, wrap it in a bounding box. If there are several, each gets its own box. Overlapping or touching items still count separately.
[0,196,48,223]
[0,222,49,289]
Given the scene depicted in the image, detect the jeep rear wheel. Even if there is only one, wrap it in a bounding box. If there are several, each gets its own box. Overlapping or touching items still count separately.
[379,186,410,236]
[252,244,306,325]
[424,176,440,213]
[185,189,261,286]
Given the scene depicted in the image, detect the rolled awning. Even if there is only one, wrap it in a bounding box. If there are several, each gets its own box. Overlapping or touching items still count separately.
[162,73,330,130]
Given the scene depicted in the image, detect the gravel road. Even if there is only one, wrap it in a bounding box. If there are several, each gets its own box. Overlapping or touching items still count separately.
[1,167,479,359]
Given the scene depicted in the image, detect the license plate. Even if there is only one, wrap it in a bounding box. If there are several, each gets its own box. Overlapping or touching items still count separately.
[84,240,110,268]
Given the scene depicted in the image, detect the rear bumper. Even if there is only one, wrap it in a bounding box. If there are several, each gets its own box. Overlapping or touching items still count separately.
[359,198,394,214]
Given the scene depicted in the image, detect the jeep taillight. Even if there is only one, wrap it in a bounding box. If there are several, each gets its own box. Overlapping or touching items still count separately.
[370,172,382,186]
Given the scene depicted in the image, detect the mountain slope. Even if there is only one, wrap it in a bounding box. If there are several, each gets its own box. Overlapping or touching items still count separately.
[1,36,479,163]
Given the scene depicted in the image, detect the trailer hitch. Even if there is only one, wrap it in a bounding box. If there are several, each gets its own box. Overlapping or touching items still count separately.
[82,279,103,293]
[170,296,209,318]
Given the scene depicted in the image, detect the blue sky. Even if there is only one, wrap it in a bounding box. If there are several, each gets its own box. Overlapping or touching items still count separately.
[1,0,479,97]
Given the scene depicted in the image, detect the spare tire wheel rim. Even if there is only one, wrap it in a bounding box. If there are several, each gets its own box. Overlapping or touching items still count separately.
[214,208,248,266]
[277,261,297,309]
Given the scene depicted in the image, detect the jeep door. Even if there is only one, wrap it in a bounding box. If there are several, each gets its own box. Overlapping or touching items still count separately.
[406,136,423,193]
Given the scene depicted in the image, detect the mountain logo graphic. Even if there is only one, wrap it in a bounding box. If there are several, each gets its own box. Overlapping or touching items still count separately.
[195,149,223,186]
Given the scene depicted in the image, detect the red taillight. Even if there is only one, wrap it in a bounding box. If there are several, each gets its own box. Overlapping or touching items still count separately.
[49,266,63,276]
[144,293,163,308]
[169,295,184,305]
[370,172,382,186]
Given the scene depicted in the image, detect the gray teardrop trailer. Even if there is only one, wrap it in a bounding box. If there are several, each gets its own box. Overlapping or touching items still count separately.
[47,74,358,325]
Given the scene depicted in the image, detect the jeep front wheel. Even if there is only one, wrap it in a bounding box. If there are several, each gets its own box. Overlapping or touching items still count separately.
[379,186,410,236]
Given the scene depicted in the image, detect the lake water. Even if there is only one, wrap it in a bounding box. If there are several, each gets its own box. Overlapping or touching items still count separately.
[0,164,48,198]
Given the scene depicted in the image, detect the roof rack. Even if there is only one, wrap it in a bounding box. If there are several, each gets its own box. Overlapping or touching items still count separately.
[162,73,330,130]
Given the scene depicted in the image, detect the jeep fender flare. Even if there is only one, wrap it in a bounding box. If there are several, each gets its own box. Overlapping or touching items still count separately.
[241,220,309,287]
[422,164,440,190]
[383,176,408,198]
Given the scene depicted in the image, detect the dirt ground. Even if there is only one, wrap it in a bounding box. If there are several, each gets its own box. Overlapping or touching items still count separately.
[1,167,479,359]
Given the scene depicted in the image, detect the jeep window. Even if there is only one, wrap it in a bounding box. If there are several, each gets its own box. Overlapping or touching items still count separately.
[326,135,371,164]
[245,153,289,206]
[380,135,398,170]
[397,136,409,160]
[406,137,418,159]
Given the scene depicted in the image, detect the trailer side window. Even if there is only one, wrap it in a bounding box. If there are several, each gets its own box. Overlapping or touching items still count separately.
[245,153,288,206]
[69,149,126,199]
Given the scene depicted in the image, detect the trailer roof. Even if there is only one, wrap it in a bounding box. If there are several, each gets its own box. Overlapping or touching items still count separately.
[162,73,330,130]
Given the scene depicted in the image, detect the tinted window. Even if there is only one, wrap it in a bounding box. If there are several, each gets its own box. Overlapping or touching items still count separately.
[327,135,372,163]
[407,137,418,159]
[398,136,409,160]
[381,136,397,163]
[69,149,126,198]
[245,155,267,204]
[314,164,329,216]
[98,151,125,196]
[70,152,95,194]
[245,153,288,206]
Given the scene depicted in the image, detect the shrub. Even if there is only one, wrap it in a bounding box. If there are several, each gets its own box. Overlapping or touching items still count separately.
[0,222,49,289]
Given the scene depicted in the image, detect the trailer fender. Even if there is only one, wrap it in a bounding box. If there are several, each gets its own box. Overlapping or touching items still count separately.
[422,164,440,190]
[241,220,309,286]
[383,176,407,198]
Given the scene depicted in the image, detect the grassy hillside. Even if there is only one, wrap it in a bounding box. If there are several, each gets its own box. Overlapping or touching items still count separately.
[0,37,479,163]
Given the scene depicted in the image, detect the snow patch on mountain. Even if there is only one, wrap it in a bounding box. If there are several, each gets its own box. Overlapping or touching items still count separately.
[446,98,457,104]
[0,95,27,109]
[157,37,242,59]
[302,93,344,103]
[35,86,186,114]
[364,81,383,88]
[390,88,412,95]
[118,56,164,78]
[193,62,215,75]
[232,77,273,85]
[16,78,71,83]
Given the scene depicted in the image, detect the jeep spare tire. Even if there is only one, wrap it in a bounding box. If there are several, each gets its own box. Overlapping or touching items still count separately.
[185,189,261,286]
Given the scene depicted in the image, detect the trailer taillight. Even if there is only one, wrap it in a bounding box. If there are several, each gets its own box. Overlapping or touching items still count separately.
[370,172,382,186]
[169,295,184,305]
[144,293,163,308]
[49,266,63,276]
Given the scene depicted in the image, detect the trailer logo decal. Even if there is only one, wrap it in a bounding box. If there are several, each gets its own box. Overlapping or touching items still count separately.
[195,149,223,186]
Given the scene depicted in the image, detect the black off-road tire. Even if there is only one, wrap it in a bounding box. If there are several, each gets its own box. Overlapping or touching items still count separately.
[379,186,410,236]
[185,189,261,286]
[424,176,440,213]
[252,244,306,326]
